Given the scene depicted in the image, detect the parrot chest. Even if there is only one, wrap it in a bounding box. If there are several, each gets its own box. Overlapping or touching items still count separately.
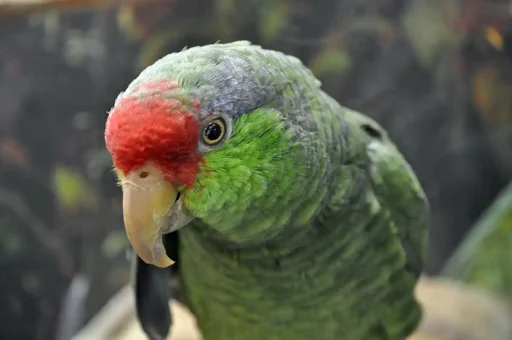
[178,219,422,340]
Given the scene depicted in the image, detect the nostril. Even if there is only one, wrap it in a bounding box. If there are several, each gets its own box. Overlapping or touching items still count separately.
[139,171,149,179]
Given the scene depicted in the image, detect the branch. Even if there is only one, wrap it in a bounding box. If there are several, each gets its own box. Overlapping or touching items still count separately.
[0,0,152,17]
[72,285,201,340]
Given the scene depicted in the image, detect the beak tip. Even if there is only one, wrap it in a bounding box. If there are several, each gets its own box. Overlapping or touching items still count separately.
[155,255,175,268]
[134,248,175,268]
[127,234,175,268]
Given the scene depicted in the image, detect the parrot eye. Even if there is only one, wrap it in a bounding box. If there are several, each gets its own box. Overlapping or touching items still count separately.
[202,118,226,145]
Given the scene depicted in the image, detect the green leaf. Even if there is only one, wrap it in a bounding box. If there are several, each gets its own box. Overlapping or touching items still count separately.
[53,165,97,212]
[258,1,290,43]
[309,47,352,78]
[443,181,512,295]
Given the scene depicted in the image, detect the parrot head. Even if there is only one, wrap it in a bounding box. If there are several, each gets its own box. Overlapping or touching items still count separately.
[105,43,317,268]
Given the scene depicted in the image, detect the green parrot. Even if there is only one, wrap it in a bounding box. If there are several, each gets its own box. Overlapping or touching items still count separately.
[104,41,430,340]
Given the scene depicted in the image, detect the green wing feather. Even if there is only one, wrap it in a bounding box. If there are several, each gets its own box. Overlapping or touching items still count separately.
[340,109,430,338]
[348,110,429,278]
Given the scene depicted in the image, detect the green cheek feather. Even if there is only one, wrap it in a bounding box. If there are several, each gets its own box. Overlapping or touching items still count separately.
[182,108,315,243]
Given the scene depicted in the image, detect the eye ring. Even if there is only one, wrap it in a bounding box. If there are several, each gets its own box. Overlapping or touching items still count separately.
[202,118,226,145]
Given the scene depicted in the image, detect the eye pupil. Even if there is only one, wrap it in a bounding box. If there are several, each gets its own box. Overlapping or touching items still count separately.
[205,123,222,139]
[203,119,225,144]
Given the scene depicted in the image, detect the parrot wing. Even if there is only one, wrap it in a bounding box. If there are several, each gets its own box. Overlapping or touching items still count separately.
[350,110,430,279]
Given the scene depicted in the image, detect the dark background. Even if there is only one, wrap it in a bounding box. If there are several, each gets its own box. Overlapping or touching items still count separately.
[0,1,511,339]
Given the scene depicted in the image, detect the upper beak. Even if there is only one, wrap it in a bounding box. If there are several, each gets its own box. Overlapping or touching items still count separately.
[119,163,190,268]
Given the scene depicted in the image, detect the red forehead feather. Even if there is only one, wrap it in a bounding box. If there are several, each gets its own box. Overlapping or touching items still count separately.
[104,83,202,187]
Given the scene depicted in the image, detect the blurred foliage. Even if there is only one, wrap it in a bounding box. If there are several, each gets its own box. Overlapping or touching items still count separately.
[0,0,511,339]
[53,165,98,212]
[443,181,512,295]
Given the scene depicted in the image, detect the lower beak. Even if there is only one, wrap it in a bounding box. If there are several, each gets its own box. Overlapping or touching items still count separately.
[121,167,178,268]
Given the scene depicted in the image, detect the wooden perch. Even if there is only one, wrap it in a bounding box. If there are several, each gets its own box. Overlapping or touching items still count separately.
[72,284,201,340]
[0,0,108,16]
[0,0,150,17]
[73,276,512,340]
[410,277,512,340]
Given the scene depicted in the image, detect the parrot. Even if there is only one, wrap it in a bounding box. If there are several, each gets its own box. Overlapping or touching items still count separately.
[104,41,430,340]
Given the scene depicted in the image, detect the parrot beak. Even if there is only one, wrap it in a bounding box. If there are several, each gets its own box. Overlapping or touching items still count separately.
[119,163,191,268]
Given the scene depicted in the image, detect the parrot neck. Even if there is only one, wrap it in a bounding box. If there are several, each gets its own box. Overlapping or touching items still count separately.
[178,105,423,340]
[178,169,423,339]
[181,107,329,246]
